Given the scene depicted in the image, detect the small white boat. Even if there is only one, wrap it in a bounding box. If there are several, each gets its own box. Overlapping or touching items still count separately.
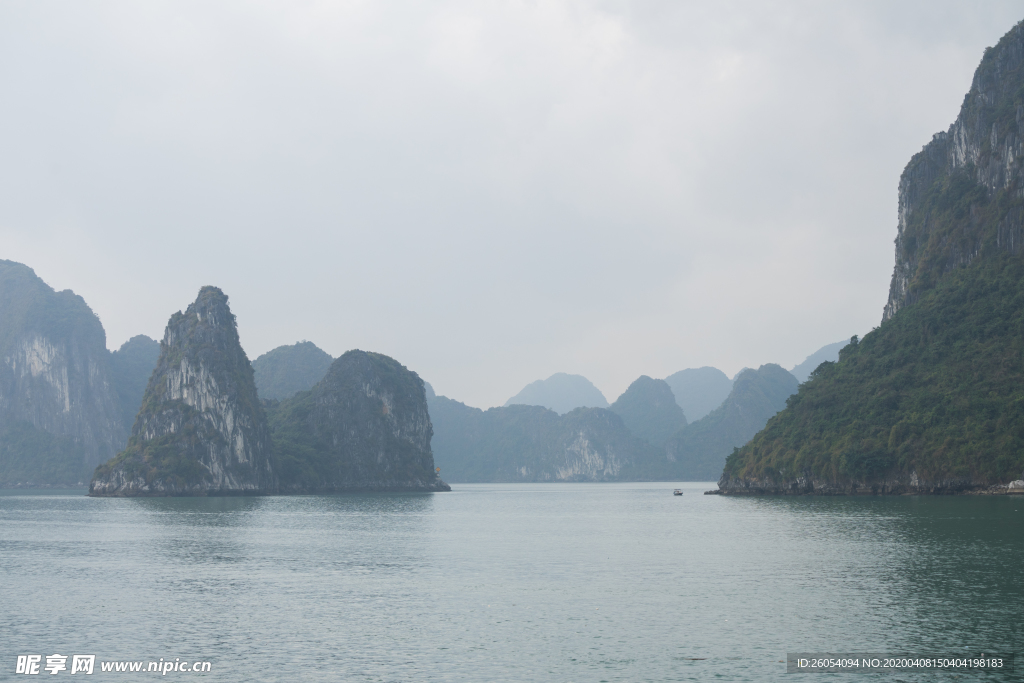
[673,489,683,496]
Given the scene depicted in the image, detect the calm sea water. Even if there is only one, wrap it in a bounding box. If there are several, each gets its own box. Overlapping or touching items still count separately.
[1,483,1021,681]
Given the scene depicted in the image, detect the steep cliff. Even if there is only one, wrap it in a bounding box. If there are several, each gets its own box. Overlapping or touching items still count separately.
[720,20,1024,495]
[664,364,797,481]
[428,393,662,483]
[91,287,276,496]
[0,260,126,486]
[252,341,333,400]
[268,350,449,492]
[609,375,687,446]
[884,21,1024,320]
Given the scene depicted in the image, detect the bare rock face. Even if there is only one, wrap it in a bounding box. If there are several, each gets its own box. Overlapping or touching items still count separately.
[0,260,126,486]
[269,350,449,492]
[884,20,1024,321]
[90,287,276,496]
[544,407,654,481]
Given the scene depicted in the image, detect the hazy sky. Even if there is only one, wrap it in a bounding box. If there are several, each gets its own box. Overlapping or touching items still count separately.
[2,1,1022,408]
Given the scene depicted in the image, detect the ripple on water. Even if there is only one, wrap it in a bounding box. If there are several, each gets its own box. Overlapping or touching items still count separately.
[1,484,1021,682]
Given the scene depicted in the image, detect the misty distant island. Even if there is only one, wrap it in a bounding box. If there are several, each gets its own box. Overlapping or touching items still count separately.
[426,364,802,483]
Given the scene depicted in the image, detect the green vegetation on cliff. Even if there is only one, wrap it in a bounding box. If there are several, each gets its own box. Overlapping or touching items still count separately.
[93,413,215,491]
[267,350,446,492]
[884,20,1024,321]
[723,20,1024,493]
[790,340,846,383]
[724,255,1024,486]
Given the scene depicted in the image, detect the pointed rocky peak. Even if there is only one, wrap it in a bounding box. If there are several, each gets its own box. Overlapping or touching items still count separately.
[91,286,275,496]
[191,285,231,326]
[165,286,239,351]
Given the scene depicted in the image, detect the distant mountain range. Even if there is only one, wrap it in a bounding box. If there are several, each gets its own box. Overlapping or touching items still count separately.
[663,364,799,481]
[429,363,804,482]
[498,345,841,427]
[0,257,855,489]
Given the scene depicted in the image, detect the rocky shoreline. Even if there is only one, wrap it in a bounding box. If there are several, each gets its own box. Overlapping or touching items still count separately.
[711,474,1024,496]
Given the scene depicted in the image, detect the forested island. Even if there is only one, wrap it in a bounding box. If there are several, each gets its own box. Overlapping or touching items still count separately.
[719,20,1024,495]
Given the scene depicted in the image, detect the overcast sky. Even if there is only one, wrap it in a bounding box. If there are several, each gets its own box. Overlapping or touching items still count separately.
[2,1,1022,408]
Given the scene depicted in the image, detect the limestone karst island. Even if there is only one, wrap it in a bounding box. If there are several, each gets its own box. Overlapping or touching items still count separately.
[718,20,1024,496]
[88,286,449,496]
